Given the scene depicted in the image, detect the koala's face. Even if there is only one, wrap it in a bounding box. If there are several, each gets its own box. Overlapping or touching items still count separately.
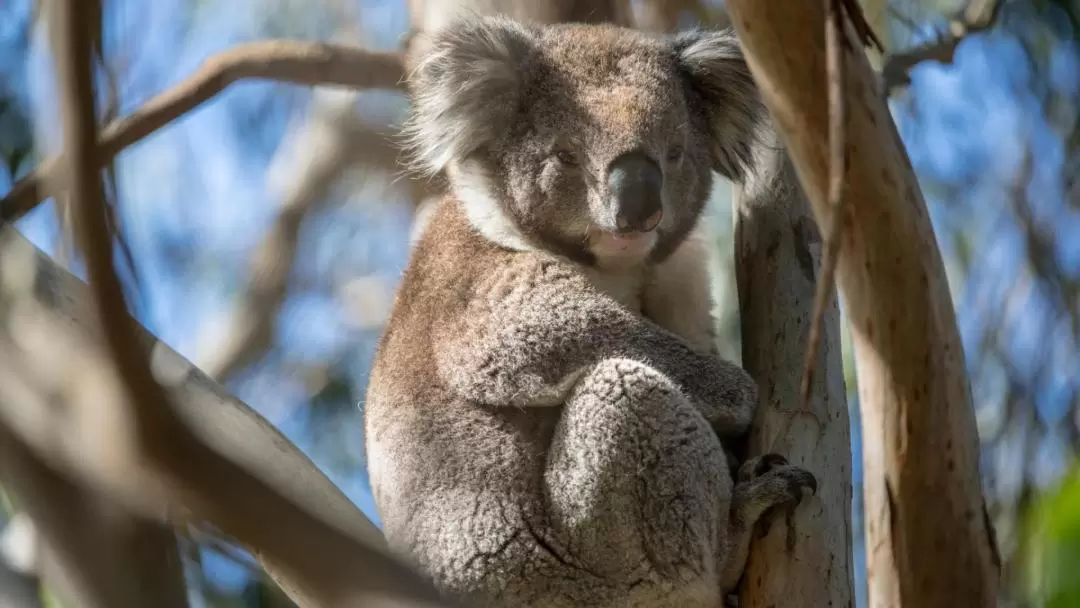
[405,18,762,268]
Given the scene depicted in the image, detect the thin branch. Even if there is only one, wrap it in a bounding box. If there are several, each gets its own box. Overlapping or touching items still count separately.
[799,0,875,411]
[184,525,264,579]
[881,0,1002,94]
[841,0,884,52]
[196,109,417,381]
[1,40,405,223]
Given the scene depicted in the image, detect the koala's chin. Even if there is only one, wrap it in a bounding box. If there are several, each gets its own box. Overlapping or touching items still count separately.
[588,229,658,269]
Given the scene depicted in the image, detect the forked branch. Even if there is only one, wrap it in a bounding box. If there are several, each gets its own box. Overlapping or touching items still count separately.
[881,0,1003,94]
[1,40,405,223]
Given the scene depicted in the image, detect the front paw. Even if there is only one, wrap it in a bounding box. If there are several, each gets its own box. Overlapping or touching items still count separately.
[732,453,817,520]
[737,453,789,483]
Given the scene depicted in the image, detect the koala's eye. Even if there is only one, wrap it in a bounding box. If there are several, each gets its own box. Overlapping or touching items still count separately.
[666,146,684,162]
[552,149,579,167]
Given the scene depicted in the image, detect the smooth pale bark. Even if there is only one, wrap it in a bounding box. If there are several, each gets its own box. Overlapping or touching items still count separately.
[725,3,999,607]
[733,136,853,607]
[0,226,448,608]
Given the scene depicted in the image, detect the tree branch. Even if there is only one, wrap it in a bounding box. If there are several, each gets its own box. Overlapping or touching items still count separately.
[0,221,452,607]
[0,40,405,223]
[726,1,1000,605]
[733,134,853,607]
[196,103,424,381]
[881,0,1002,94]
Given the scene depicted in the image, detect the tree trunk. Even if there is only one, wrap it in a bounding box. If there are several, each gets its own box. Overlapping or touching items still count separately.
[733,136,853,607]
[725,3,1000,606]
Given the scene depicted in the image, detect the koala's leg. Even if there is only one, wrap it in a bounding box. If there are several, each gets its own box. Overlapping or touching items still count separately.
[718,454,818,592]
[544,357,731,599]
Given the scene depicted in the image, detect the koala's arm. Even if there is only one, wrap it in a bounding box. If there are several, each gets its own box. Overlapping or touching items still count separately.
[437,258,756,435]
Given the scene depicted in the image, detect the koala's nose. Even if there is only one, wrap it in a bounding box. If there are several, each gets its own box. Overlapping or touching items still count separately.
[607,151,663,233]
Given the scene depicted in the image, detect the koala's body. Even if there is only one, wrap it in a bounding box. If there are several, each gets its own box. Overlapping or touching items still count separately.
[365,17,815,607]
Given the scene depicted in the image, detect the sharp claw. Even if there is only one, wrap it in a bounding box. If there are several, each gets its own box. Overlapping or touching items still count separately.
[756,453,788,476]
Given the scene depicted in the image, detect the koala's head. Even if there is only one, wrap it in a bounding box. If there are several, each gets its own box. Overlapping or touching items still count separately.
[404,17,763,268]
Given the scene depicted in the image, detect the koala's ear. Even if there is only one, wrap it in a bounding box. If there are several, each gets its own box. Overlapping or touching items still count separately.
[403,16,534,175]
[673,29,764,182]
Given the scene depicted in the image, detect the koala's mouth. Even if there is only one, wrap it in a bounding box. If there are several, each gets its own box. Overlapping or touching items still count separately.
[589,230,658,265]
[588,208,663,265]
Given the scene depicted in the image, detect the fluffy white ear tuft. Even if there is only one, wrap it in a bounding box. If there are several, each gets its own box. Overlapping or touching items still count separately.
[673,29,765,182]
[403,16,534,176]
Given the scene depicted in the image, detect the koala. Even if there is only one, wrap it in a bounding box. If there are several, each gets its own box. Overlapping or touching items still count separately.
[365,17,816,608]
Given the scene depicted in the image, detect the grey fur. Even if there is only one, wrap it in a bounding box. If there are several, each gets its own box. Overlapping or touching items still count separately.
[402,15,534,175]
[672,29,766,183]
[368,16,814,608]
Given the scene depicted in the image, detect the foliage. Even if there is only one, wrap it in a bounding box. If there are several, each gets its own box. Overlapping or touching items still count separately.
[1022,465,1080,607]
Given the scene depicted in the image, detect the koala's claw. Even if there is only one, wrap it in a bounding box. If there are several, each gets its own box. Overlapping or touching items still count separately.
[733,456,817,528]
[747,464,817,541]
[781,466,818,501]
[736,452,789,483]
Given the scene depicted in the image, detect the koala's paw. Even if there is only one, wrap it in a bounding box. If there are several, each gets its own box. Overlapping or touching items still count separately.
[733,453,817,525]
[736,452,789,483]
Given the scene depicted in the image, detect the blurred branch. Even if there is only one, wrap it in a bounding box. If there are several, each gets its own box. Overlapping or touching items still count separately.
[184,525,264,578]
[196,101,429,381]
[632,0,730,32]
[1,40,406,223]
[19,5,190,607]
[881,0,1003,94]
[0,219,455,606]
[0,425,187,608]
[0,222,451,607]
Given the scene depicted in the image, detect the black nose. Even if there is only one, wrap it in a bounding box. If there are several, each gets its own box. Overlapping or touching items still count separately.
[606,151,663,233]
